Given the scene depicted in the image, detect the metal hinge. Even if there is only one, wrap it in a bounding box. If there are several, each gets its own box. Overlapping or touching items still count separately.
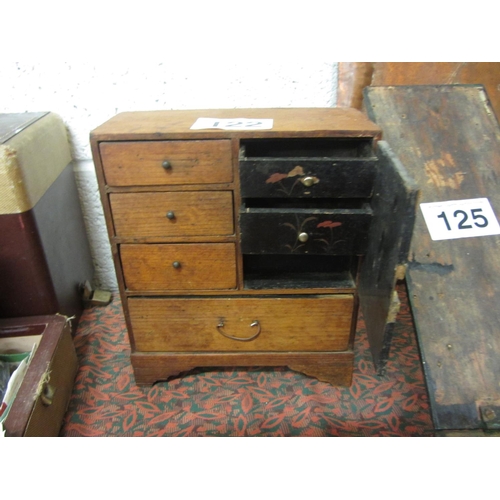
[479,405,500,430]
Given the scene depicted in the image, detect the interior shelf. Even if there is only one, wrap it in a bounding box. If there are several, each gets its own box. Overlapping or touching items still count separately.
[242,254,356,290]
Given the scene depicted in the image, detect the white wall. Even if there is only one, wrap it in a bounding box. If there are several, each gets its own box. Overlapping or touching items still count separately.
[0,61,338,290]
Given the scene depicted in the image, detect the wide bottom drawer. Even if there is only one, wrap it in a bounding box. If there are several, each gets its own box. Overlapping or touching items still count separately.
[128,295,354,352]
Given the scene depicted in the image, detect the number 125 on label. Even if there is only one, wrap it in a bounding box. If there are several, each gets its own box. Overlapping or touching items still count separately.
[420,198,500,241]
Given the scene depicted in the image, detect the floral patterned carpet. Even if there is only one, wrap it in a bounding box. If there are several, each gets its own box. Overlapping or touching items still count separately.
[61,283,434,437]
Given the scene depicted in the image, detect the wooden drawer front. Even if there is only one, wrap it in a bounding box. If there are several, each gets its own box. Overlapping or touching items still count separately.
[240,208,372,255]
[239,159,376,198]
[121,243,237,291]
[110,191,234,238]
[100,140,233,186]
[128,295,354,352]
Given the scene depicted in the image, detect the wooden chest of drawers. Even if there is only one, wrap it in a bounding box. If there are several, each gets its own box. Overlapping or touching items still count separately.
[91,108,418,386]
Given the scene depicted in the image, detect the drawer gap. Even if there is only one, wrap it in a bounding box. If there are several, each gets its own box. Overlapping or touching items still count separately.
[240,138,375,159]
[241,198,370,210]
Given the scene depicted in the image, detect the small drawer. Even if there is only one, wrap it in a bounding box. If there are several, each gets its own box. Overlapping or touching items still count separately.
[239,159,376,199]
[239,206,372,255]
[128,295,354,352]
[100,140,233,186]
[121,243,237,291]
[239,137,376,199]
[110,191,234,238]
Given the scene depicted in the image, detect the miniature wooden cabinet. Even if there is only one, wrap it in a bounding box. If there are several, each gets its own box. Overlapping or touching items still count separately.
[91,108,417,386]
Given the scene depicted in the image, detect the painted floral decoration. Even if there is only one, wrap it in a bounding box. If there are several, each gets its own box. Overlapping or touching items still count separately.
[265,166,318,196]
[266,172,289,184]
[317,220,342,229]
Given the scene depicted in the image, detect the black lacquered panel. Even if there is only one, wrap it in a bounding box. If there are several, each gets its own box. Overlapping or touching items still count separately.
[239,206,372,255]
[239,137,377,199]
[239,159,376,199]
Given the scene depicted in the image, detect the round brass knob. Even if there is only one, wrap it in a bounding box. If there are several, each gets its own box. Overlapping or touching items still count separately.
[302,176,315,187]
[162,160,172,169]
[298,232,309,243]
[166,211,175,220]
[172,261,181,269]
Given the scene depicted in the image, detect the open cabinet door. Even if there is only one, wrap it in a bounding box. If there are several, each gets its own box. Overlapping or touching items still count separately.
[358,140,419,374]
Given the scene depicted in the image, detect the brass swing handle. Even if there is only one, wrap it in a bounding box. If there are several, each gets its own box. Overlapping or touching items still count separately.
[217,319,261,342]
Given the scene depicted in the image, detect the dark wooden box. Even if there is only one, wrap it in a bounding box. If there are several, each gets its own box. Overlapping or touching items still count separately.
[1,315,77,437]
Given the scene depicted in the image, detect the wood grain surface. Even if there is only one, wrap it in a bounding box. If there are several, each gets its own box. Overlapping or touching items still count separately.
[100,140,233,186]
[131,350,355,387]
[337,62,500,120]
[121,243,237,291]
[128,295,354,352]
[110,191,234,238]
[91,108,381,141]
[364,85,500,430]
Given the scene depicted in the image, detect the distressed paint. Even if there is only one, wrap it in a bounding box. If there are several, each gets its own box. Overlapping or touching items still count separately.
[424,152,466,189]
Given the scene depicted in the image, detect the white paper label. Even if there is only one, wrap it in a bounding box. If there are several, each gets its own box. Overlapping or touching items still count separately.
[190,118,273,130]
[420,198,500,241]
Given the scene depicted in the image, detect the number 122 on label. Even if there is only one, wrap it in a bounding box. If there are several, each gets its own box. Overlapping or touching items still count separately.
[420,198,500,241]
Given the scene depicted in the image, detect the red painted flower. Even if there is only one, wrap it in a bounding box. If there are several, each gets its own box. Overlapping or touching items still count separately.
[317,220,342,228]
[266,173,288,184]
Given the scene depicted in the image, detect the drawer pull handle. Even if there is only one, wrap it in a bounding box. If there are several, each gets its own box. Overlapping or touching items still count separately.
[166,211,176,220]
[301,176,316,187]
[217,319,261,342]
[298,232,309,243]
[172,261,181,269]
[162,160,172,170]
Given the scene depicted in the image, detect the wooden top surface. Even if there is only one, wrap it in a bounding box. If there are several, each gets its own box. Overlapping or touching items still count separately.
[364,85,500,431]
[90,108,381,141]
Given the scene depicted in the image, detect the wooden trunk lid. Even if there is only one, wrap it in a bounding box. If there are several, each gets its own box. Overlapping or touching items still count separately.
[364,84,500,431]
